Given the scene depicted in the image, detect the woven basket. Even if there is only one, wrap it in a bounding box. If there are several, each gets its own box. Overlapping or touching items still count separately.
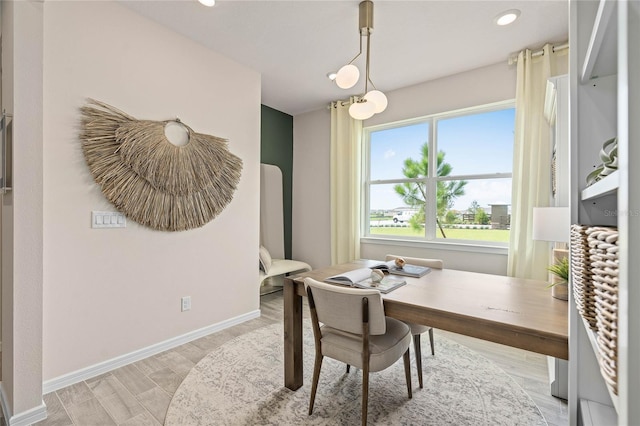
[586,226,619,395]
[570,225,597,329]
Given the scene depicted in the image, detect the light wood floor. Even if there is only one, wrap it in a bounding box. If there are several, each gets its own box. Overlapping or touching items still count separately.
[33,290,567,426]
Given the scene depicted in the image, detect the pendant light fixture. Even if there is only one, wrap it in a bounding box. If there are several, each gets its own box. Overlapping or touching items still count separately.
[332,1,388,120]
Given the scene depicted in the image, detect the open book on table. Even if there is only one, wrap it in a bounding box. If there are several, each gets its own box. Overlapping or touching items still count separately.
[368,260,432,278]
[324,267,406,294]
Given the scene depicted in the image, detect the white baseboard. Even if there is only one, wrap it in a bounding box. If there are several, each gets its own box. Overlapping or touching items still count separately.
[42,309,260,394]
[0,382,47,426]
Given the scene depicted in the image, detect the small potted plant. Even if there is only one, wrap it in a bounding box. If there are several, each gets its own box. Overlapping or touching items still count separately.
[547,256,569,300]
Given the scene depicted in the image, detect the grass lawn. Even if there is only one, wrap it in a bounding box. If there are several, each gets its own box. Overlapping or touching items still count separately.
[370,227,510,243]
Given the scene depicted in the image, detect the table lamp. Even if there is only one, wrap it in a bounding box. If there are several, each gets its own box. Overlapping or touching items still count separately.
[532,207,570,244]
[532,207,570,300]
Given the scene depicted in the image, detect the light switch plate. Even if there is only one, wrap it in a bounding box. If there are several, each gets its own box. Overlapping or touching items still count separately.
[92,211,127,228]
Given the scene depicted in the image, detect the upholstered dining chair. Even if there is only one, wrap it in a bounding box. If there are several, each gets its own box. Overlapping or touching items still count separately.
[304,277,412,426]
[385,254,444,389]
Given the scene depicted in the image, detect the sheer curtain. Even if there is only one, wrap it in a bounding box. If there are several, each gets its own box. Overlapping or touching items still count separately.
[508,44,562,280]
[330,99,362,265]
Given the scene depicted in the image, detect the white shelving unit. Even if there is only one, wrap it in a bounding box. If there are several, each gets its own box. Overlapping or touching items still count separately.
[569,1,639,425]
[580,170,619,200]
[580,0,617,84]
[545,75,570,401]
[579,317,619,413]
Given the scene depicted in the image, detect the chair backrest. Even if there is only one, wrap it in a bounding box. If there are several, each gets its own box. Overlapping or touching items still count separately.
[385,254,444,270]
[304,278,386,335]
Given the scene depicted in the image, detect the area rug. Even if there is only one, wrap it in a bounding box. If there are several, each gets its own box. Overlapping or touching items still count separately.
[165,322,547,425]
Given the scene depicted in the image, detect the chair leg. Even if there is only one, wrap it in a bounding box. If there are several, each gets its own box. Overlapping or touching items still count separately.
[428,327,435,356]
[403,348,413,399]
[346,364,350,373]
[413,334,423,389]
[308,353,324,415]
[362,364,369,426]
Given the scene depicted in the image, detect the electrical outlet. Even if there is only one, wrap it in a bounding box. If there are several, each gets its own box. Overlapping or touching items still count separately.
[181,296,191,312]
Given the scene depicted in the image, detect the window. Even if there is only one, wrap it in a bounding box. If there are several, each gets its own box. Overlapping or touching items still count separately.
[364,101,515,245]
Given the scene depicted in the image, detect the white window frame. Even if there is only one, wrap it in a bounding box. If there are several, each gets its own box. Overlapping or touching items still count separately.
[362,100,515,248]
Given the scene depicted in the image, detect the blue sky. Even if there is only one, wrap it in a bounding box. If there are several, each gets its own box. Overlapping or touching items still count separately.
[368,108,515,211]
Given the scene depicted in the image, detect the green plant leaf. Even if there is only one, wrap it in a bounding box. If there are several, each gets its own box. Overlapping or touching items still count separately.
[546,256,569,287]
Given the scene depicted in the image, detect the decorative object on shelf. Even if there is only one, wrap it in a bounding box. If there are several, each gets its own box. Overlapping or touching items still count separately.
[546,253,569,300]
[79,99,243,232]
[329,1,388,120]
[586,137,618,186]
[586,226,619,396]
[570,224,598,329]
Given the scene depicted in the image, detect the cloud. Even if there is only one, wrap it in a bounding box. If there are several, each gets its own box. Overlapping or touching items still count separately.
[451,179,512,211]
[384,149,396,159]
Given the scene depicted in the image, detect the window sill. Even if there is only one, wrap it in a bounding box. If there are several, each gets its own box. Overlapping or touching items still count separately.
[360,236,508,255]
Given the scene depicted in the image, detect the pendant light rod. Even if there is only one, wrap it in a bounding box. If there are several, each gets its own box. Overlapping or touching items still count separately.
[346,37,363,66]
[359,0,374,35]
[364,24,371,94]
[361,0,374,95]
[346,0,373,67]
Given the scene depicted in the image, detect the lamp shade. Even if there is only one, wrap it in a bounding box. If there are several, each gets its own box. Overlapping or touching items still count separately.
[335,64,360,89]
[532,207,570,242]
[349,100,376,120]
[364,90,388,113]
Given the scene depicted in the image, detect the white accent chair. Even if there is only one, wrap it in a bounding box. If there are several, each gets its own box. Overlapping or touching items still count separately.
[304,278,412,426]
[259,164,311,287]
[386,254,444,389]
[259,245,311,287]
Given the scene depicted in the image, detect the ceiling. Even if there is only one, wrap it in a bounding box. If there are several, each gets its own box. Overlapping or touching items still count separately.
[121,0,568,116]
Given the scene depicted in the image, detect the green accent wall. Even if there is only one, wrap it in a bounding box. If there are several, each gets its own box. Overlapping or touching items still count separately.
[260,105,293,259]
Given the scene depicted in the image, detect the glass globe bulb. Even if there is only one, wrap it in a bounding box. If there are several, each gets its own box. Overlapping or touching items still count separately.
[335,64,360,89]
[364,90,388,113]
[349,100,376,120]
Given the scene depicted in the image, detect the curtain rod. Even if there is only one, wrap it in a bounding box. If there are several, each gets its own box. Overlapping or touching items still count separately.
[507,42,569,65]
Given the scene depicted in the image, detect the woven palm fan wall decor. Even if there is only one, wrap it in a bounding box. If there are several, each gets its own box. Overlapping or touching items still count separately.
[79,99,243,232]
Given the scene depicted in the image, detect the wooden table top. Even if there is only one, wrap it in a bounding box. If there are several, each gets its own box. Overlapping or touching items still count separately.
[290,260,569,359]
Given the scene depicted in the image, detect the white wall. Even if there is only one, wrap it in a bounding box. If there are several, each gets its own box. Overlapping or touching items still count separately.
[42,1,260,381]
[1,1,46,421]
[293,62,516,275]
[292,108,332,269]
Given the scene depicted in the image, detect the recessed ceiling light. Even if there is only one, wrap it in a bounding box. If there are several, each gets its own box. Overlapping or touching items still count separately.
[495,9,520,26]
[198,0,216,7]
[327,72,337,81]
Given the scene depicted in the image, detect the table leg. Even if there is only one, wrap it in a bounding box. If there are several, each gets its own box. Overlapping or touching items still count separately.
[284,277,303,390]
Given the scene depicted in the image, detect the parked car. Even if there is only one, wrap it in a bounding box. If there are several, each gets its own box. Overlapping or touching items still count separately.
[392,210,417,223]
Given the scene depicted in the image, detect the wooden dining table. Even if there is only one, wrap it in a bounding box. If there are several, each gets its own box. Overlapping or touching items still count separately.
[283,259,568,390]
